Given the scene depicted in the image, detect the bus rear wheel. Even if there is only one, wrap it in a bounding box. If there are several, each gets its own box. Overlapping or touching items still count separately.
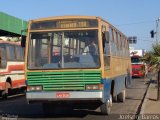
[117,89,126,102]
[100,94,112,115]
[112,95,118,102]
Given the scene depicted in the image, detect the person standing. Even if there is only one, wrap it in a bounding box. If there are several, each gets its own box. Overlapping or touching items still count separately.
[83,40,98,55]
[143,62,148,84]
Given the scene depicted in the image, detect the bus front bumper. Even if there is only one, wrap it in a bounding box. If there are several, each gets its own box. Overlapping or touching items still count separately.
[26,91,103,102]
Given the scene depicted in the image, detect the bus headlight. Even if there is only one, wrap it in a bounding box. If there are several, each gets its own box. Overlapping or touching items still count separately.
[86,84,103,90]
[27,86,42,91]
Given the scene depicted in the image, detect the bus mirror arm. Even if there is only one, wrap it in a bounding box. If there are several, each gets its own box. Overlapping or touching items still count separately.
[21,29,27,47]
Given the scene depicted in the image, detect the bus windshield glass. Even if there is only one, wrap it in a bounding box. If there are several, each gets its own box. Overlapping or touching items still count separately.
[131,57,140,63]
[28,30,100,69]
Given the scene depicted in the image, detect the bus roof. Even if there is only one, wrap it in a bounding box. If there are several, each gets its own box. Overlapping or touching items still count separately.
[29,15,100,22]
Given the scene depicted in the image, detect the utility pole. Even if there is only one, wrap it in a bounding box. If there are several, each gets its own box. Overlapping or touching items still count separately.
[156,18,160,100]
[156,18,160,44]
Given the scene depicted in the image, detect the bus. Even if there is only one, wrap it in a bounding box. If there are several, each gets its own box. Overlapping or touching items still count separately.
[0,40,26,99]
[23,16,131,115]
[131,55,145,77]
[131,55,150,78]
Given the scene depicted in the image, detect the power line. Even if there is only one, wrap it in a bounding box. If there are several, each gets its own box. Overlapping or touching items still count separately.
[130,37,155,42]
[116,20,155,26]
[138,39,153,42]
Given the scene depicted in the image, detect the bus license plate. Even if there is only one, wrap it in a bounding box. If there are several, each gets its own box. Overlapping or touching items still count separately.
[134,74,138,75]
[56,92,70,98]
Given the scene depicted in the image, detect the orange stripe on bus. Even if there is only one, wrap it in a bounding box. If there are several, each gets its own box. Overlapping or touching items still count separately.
[0,64,24,74]
[0,72,10,74]
[12,79,26,88]
[0,82,5,90]
[8,65,24,72]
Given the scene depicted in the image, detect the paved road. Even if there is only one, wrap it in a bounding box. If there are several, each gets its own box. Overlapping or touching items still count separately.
[0,78,148,120]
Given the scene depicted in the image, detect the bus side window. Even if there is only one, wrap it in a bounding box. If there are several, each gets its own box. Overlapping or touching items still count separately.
[0,48,1,68]
[6,45,16,61]
[0,47,7,68]
[102,32,110,55]
[102,31,110,69]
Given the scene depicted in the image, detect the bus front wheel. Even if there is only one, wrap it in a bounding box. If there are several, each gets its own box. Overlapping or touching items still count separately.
[2,82,10,99]
[100,94,112,115]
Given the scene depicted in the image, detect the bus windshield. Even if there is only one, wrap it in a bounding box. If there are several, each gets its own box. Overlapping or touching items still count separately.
[131,56,140,63]
[28,30,100,69]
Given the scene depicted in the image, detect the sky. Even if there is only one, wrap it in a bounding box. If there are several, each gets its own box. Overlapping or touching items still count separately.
[0,0,160,51]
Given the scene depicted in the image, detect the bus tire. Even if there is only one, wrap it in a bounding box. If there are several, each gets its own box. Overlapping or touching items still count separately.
[117,89,126,102]
[112,95,118,102]
[2,82,10,99]
[100,94,112,115]
[125,78,129,88]
[1,90,8,100]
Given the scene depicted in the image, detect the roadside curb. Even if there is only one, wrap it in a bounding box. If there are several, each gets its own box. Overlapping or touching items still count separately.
[139,82,150,115]
[139,78,158,115]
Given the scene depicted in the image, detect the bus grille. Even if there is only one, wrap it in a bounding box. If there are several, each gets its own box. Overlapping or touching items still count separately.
[27,71,101,91]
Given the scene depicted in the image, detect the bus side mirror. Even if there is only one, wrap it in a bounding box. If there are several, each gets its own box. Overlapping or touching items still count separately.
[21,36,26,47]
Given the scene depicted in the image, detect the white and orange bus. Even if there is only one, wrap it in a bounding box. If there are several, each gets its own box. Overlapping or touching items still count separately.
[0,40,26,99]
[22,16,131,115]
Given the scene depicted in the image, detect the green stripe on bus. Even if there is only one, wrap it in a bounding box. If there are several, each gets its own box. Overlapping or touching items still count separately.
[27,70,101,91]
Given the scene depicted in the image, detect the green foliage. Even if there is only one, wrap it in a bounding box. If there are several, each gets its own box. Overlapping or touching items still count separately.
[142,43,160,72]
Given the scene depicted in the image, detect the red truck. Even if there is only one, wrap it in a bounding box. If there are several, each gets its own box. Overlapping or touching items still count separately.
[131,55,145,77]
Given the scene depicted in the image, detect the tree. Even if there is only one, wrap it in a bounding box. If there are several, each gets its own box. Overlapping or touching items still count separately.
[143,44,160,72]
[143,43,160,100]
